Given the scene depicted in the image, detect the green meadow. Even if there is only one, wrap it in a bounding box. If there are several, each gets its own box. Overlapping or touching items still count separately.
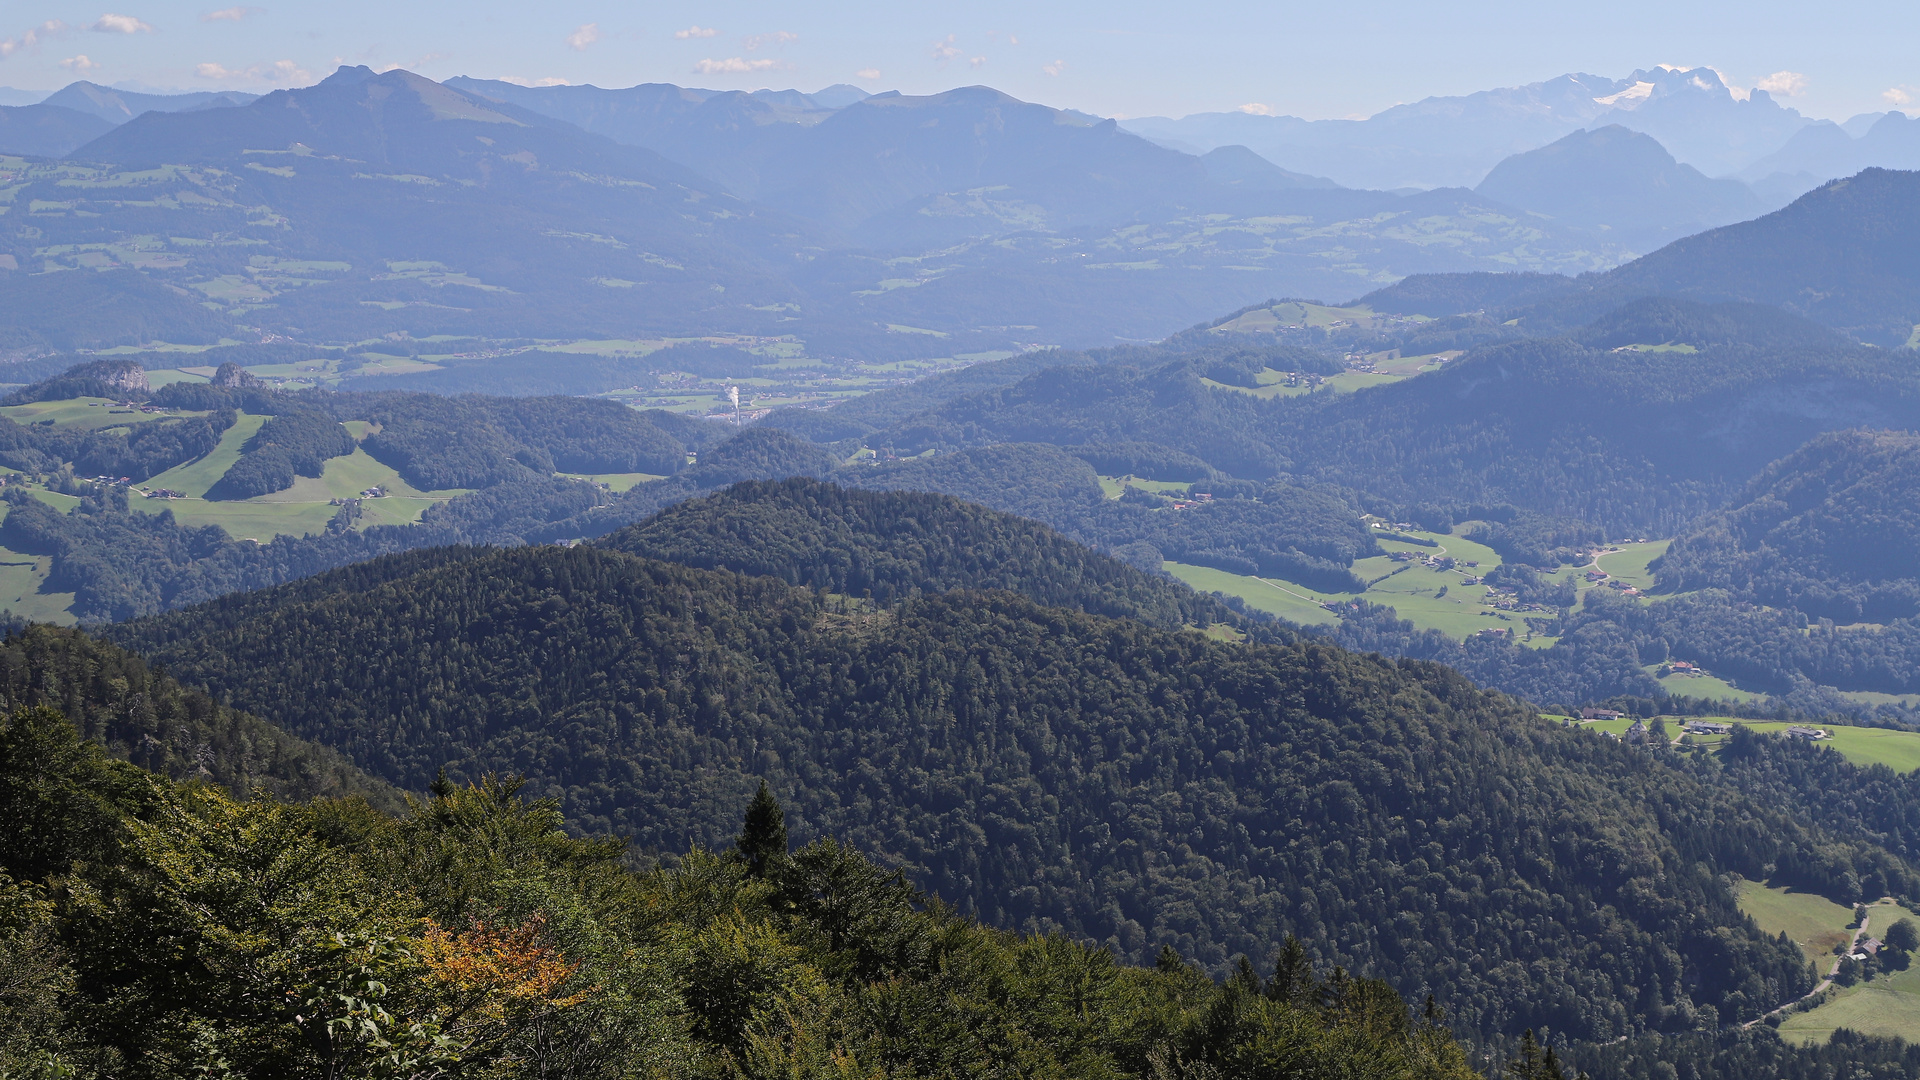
[559,471,666,493]
[1168,525,1580,644]
[129,417,469,540]
[1737,878,1857,971]
[1578,717,1920,774]
[0,509,75,625]
[0,398,213,433]
[1775,897,1920,1045]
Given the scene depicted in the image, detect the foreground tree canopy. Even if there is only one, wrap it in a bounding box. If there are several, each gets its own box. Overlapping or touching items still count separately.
[0,706,1478,1079]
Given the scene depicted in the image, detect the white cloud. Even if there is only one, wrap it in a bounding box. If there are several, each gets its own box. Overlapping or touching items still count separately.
[1755,71,1809,97]
[0,20,69,59]
[674,25,718,39]
[501,75,570,87]
[1886,85,1917,107]
[1237,103,1274,116]
[195,57,311,82]
[565,23,599,51]
[201,7,262,22]
[61,54,99,72]
[695,57,780,75]
[1009,34,1019,46]
[743,30,796,51]
[91,14,155,34]
[1042,59,1066,76]
[855,67,880,80]
[931,34,958,62]
[969,55,986,69]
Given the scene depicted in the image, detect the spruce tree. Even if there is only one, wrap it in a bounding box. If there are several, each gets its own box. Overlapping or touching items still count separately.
[736,779,788,877]
[1267,936,1315,1006]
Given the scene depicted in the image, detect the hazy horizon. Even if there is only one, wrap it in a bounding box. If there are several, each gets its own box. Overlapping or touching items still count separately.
[1,0,1917,123]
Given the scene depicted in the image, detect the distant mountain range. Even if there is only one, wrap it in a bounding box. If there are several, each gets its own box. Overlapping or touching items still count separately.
[0,66,1647,356]
[1,64,1914,356]
[1365,168,1920,345]
[0,80,255,158]
[1121,66,1832,190]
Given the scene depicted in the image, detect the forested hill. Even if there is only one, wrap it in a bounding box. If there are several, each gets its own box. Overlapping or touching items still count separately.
[106,540,1912,1041]
[2,707,1480,1080]
[1654,429,1920,623]
[850,337,1920,536]
[596,477,1257,632]
[0,621,393,807]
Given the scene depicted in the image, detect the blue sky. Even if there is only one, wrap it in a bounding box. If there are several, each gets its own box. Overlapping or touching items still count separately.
[2,1,1916,122]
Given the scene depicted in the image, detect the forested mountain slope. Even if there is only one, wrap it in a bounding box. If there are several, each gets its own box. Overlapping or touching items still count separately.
[1,706,1479,1080]
[106,539,1914,1041]
[1655,429,1920,622]
[0,621,391,806]
[597,477,1256,631]
[855,338,1920,535]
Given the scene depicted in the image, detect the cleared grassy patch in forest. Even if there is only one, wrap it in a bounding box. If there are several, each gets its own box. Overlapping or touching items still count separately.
[1163,562,1340,626]
[1651,667,1763,702]
[138,412,269,498]
[1166,527,1590,643]
[1595,540,1670,590]
[1780,969,1920,1045]
[0,523,75,624]
[133,441,470,539]
[0,398,209,433]
[1777,899,1920,1045]
[1737,879,1856,968]
[559,471,665,493]
[1589,718,1920,774]
[1096,476,1195,498]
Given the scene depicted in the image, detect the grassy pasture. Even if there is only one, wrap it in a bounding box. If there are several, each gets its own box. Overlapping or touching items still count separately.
[1737,879,1857,969]
[558,472,665,493]
[0,399,210,432]
[137,413,269,498]
[1164,527,1593,643]
[132,426,469,539]
[1095,476,1195,498]
[147,369,211,387]
[1779,969,1920,1045]
[1583,717,1920,774]
[1655,670,1762,701]
[1163,562,1339,626]
[1776,898,1920,1045]
[0,513,76,624]
[1594,540,1669,590]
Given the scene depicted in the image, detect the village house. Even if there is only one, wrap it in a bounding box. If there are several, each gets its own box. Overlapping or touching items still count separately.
[1785,726,1831,741]
[1580,708,1624,721]
[1683,721,1733,735]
